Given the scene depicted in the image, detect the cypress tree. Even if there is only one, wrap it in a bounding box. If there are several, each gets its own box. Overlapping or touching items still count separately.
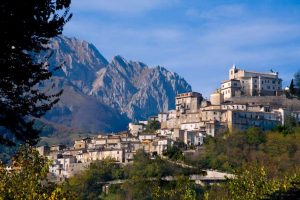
[289,79,295,95]
[295,71,300,97]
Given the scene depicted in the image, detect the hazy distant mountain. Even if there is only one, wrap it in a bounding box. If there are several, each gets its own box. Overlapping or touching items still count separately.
[41,35,192,133]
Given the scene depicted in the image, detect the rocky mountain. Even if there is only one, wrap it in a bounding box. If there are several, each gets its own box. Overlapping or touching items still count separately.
[41,35,192,133]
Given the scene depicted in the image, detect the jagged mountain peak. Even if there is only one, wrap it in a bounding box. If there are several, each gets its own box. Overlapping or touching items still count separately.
[45,35,109,93]
[43,35,193,133]
[51,35,108,67]
[111,55,127,65]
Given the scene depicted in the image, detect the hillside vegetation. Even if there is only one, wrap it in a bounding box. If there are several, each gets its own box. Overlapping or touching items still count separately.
[187,126,300,176]
[58,123,300,199]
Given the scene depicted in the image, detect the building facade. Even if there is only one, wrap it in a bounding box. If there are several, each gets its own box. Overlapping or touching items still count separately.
[221,65,282,100]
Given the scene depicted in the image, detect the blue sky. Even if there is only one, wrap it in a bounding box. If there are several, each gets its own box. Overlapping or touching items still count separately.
[64,0,300,98]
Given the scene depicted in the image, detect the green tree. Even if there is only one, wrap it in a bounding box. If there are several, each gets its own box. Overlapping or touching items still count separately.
[144,120,161,133]
[244,127,266,147]
[0,145,74,199]
[152,176,197,200]
[289,79,295,95]
[295,71,300,97]
[227,166,280,200]
[63,159,124,200]
[206,165,300,200]
[163,145,184,161]
[0,0,72,146]
[189,127,300,173]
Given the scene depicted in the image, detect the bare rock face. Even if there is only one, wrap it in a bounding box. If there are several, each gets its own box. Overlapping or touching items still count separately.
[44,35,108,93]
[42,35,192,133]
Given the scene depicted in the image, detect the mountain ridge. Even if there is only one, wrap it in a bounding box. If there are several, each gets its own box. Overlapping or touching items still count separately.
[41,35,193,134]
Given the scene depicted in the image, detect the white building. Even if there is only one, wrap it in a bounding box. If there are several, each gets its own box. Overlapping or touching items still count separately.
[221,65,282,100]
[183,131,204,146]
[129,123,145,136]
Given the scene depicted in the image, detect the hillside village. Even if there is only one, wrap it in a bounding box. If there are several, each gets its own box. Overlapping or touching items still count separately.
[37,66,300,181]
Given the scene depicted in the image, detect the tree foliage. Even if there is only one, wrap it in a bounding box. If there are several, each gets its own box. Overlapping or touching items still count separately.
[151,176,197,200]
[63,150,203,200]
[0,145,74,199]
[105,151,203,200]
[289,79,295,95]
[163,144,184,161]
[206,165,300,200]
[63,159,124,200]
[274,115,299,135]
[295,71,300,94]
[144,120,161,133]
[0,0,72,146]
[186,127,300,175]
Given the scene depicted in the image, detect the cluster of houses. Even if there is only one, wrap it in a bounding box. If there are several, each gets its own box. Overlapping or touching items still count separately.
[37,131,173,181]
[37,66,300,181]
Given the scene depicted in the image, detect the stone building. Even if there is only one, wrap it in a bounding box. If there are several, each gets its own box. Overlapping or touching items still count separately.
[221,65,282,100]
[176,92,203,114]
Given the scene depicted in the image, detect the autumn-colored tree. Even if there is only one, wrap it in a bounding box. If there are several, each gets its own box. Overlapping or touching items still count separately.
[206,165,300,200]
[0,145,74,199]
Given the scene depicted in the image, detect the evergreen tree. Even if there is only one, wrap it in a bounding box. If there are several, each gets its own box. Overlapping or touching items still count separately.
[289,79,295,95]
[0,0,72,146]
[295,71,300,97]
